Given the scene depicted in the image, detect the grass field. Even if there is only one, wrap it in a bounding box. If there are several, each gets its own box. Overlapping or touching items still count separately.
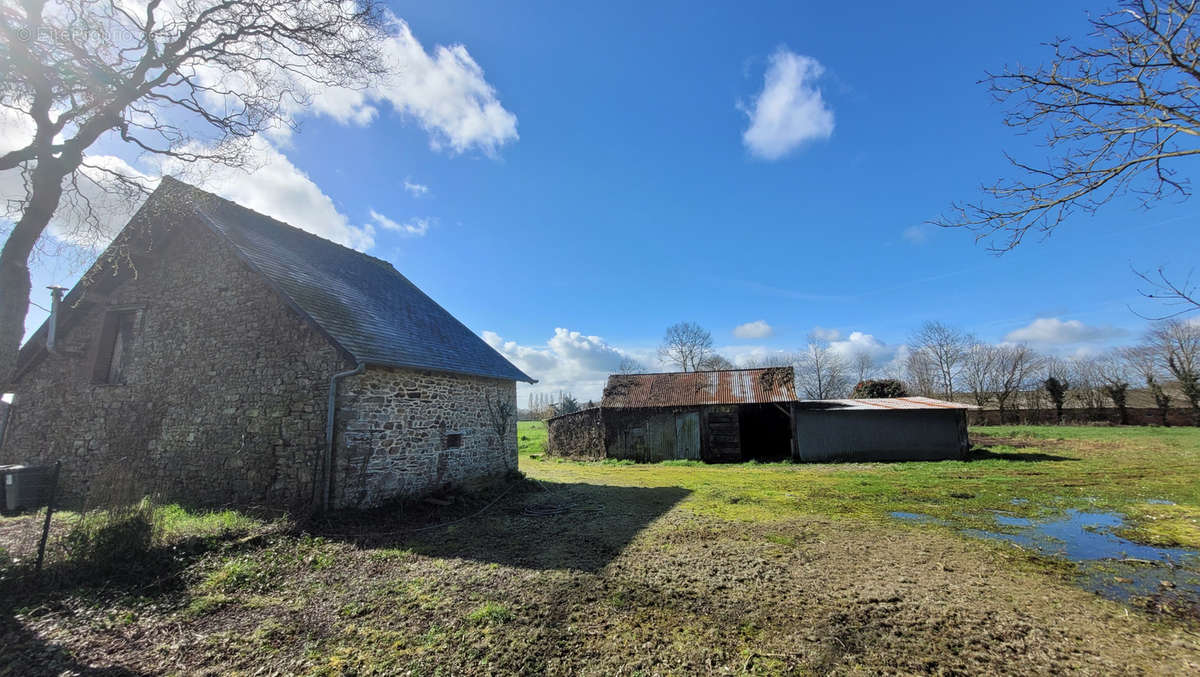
[2,423,1199,674]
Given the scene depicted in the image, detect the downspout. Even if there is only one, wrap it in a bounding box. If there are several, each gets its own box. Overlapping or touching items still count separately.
[323,361,364,512]
[45,286,67,353]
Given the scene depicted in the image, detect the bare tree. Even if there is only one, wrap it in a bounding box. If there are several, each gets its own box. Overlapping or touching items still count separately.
[697,353,735,371]
[1149,318,1200,421]
[1123,344,1173,424]
[851,349,875,384]
[1096,350,1134,423]
[991,344,1043,423]
[0,0,388,384]
[617,355,644,374]
[657,322,713,372]
[910,321,970,400]
[961,342,997,408]
[1068,356,1107,414]
[796,341,849,399]
[935,1,1200,314]
[903,347,938,398]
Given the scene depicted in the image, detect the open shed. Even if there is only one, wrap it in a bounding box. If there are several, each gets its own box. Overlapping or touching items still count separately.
[548,367,798,462]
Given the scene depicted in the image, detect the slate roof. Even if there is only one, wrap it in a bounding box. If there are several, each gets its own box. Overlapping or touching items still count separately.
[17,178,534,384]
[601,367,796,408]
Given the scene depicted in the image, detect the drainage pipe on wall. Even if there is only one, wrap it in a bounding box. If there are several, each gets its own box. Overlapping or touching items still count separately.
[323,362,364,512]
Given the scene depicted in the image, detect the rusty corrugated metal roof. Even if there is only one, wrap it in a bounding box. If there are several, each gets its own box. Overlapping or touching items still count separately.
[795,396,978,411]
[601,367,796,408]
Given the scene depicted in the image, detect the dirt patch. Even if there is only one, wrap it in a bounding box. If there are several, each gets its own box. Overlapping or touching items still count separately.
[3,489,1199,675]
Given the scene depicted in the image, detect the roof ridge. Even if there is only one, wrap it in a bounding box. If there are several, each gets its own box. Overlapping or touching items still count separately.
[158,176,397,272]
[613,366,787,377]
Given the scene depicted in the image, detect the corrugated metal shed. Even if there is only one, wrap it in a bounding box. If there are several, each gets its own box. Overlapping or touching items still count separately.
[602,367,796,408]
[795,396,978,411]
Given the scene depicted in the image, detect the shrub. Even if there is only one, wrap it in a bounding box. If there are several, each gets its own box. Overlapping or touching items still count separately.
[851,379,909,398]
[60,497,163,573]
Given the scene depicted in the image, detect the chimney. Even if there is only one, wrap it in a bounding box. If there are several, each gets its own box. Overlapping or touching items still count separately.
[46,285,67,352]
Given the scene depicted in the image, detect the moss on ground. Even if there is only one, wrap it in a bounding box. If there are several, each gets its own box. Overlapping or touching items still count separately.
[2,422,1199,674]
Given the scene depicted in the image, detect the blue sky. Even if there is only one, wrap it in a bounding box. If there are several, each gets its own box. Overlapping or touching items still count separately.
[12,0,1200,400]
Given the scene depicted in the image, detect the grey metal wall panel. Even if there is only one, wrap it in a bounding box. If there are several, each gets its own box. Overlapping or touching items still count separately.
[793,409,967,462]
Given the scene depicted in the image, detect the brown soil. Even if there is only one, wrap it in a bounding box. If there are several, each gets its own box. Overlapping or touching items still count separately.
[3,482,1199,675]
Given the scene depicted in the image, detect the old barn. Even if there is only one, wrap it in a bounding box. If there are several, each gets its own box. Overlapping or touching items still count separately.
[546,368,974,463]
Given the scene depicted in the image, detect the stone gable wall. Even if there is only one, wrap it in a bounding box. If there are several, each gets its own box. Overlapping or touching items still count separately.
[0,220,349,512]
[333,367,517,509]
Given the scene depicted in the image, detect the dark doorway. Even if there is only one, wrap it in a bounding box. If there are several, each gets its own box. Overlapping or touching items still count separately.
[738,404,792,461]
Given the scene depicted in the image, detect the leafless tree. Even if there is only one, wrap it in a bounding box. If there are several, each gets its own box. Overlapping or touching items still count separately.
[1067,356,1108,413]
[961,342,997,408]
[1122,343,1174,424]
[1149,318,1200,420]
[910,321,970,400]
[903,347,939,398]
[1096,350,1134,423]
[937,2,1200,252]
[697,353,735,371]
[850,349,875,384]
[0,0,388,384]
[991,344,1043,423]
[796,341,849,399]
[617,355,644,374]
[657,322,714,372]
[1135,265,1199,318]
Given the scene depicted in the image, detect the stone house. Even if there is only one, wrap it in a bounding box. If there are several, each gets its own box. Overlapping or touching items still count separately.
[0,178,534,513]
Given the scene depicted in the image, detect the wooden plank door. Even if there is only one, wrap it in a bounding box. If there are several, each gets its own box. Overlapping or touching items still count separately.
[675,412,701,460]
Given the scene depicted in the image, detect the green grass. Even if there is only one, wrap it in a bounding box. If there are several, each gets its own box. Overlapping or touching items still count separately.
[519,421,1200,548]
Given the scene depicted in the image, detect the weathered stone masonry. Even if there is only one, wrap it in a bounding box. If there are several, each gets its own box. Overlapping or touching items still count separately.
[333,367,517,509]
[1,178,530,514]
[1,221,348,511]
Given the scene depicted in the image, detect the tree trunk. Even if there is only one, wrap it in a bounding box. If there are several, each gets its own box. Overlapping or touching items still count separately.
[0,167,65,386]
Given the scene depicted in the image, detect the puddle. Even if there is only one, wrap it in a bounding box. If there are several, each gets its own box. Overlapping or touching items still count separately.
[891,508,1200,613]
[889,511,951,526]
[1145,498,1176,505]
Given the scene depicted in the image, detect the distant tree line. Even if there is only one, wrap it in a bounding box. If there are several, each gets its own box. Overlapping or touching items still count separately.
[652,318,1200,425]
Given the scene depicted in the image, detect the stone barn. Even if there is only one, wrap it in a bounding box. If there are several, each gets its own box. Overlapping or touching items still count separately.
[0,178,534,513]
[546,369,974,463]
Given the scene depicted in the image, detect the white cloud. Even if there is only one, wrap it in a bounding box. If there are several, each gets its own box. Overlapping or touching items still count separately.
[403,178,430,197]
[1004,317,1126,345]
[733,320,774,339]
[828,331,895,364]
[301,16,518,155]
[162,139,376,250]
[483,327,630,401]
[369,210,430,236]
[741,48,834,160]
[809,326,841,342]
[902,225,929,244]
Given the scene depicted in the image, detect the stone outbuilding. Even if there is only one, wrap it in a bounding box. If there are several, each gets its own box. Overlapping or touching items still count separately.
[0,178,534,513]
[546,368,974,463]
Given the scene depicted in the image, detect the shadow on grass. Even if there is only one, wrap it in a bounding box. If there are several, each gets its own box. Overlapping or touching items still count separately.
[968,448,1079,463]
[0,528,266,676]
[319,479,690,573]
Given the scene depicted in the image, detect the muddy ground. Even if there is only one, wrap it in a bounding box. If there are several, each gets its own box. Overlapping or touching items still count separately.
[2,475,1199,675]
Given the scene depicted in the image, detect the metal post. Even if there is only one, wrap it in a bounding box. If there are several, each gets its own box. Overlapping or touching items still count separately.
[35,461,61,575]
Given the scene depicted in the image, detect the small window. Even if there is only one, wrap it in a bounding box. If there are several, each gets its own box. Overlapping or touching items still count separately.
[93,310,138,384]
[445,433,463,449]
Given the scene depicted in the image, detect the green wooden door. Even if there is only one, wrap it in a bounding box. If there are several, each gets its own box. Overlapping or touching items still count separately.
[675,412,701,460]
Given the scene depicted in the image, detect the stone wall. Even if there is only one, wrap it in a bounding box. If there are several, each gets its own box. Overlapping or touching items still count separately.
[545,408,603,459]
[332,367,517,509]
[0,219,349,512]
